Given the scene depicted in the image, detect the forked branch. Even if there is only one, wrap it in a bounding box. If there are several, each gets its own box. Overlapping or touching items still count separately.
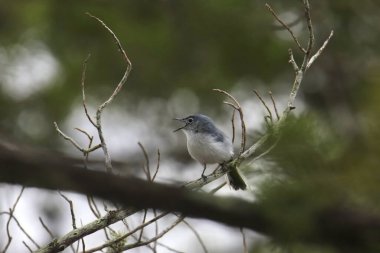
[85,13,133,173]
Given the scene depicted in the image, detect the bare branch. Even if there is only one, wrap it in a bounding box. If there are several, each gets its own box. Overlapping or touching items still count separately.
[2,186,25,252]
[138,142,151,180]
[11,214,40,249]
[81,237,86,252]
[268,91,280,121]
[303,0,315,55]
[54,122,84,152]
[39,217,54,239]
[152,209,159,252]
[121,215,185,252]
[253,90,273,123]
[265,3,306,53]
[223,101,239,110]
[87,196,101,218]
[288,48,299,72]
[84,211,170,253]
[213,88,246,154]
[54,122,101,154]
[80,53,97,127]
[58,191,77,229]
[231,109,236,144]
[86,13,133,174]
[307,30,334,70]
[152,149,161,181]
[137,209,149,242]
[23,241,33,253]
[74,127,97,169]
[85,14,132,110]
[74,128,93,143]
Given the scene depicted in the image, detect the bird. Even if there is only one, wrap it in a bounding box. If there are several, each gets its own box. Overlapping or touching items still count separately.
[173,114,247,190]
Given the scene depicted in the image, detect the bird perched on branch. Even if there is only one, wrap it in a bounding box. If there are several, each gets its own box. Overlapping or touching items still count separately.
[174,114,247,190]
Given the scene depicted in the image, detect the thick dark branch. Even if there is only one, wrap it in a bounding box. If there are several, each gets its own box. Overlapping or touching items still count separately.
[1,145,380,251]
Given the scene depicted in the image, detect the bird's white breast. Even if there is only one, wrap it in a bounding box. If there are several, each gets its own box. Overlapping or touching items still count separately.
[184,131,233,164]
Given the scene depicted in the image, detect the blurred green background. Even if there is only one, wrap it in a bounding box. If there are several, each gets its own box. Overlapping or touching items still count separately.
[2,0,379,146]
[1,0,380,252]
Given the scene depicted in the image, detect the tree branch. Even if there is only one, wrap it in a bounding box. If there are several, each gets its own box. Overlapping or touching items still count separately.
[1,145,380,251]
[86,13,133,173]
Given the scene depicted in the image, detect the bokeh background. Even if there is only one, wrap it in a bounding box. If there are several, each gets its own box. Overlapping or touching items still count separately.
[1,0,380,252]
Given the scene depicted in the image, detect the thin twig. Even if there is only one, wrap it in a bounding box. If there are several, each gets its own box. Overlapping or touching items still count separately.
[39,217,54,239]
[54,122,101,154]
[231,109,236,144]
[138,142,151,180]
[121,216,185,251]
[213,88,246,154]
[86,13,133,174]
[74,127,93,142]
[75,127,95,169]
[138,209,149,242]
[288,48,299,72]
[306,30,334,70]
[87,196,101,218]
[84,211,170,253]
[11,214,40,249]
[2,186,25,253]
[223,101,239,110]
[80,53,97,127]
[300,0,315,71]
[253,90,273,123]
[23,241,33,253]
[152,209,159,252]
[75,238,81,253]
[268,91,280,120]
[265,3,306,53]
[152,149,161,181]
[81,237,86,252]
[58,191,77,229]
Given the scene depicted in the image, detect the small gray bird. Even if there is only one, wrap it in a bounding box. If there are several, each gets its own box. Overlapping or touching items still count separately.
[174,114,247,190]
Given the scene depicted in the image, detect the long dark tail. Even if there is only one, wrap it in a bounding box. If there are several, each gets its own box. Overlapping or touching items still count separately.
[226,165,247,190]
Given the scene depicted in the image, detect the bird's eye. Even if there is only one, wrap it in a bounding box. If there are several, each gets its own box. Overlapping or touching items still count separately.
[187,117,193,124]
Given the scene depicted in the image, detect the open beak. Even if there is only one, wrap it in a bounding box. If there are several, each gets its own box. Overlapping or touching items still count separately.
[173,118,187,132]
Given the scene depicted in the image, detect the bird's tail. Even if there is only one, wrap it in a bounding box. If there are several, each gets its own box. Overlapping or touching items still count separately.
[225,164,247,190]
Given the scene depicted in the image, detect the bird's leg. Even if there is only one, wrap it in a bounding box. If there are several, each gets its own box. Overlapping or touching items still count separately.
[201,164,207,179]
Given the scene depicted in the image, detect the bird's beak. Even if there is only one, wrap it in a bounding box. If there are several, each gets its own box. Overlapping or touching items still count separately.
[173,118,187,132]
